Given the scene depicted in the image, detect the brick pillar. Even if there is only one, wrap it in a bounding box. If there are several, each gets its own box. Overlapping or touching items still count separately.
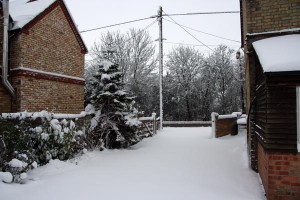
[258,143,300,199]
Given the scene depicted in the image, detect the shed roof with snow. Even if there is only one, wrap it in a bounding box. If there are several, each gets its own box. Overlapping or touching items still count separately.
[252,34,300,73]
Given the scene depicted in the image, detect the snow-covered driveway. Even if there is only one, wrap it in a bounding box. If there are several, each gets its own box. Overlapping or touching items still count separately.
[0,127,264,200]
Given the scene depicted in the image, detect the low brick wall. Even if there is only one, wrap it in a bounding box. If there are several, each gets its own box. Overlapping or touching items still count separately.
[215,116,238,138]
[163,121,211,127]
[258,143,300,200]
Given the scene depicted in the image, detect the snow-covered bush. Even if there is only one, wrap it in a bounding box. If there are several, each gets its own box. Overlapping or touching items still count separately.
[0,112,87,183]
[32,118,86,164]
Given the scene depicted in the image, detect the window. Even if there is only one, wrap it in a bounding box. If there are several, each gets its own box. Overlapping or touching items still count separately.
[297,87,300,152]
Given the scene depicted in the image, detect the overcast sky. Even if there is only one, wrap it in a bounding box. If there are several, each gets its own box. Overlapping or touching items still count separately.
[64,0,241,59]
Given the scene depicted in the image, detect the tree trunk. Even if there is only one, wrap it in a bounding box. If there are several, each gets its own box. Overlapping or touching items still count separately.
[185,96,192,120]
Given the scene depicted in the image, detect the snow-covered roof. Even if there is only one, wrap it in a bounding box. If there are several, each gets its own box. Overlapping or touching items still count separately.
[9,0,56,30]
[253,34,300,73]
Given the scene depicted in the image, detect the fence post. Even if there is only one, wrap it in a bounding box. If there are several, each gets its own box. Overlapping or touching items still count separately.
[152,113,156,134]
[211,112,217,138]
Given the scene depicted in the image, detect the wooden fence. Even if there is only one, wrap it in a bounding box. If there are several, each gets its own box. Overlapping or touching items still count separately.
[138,113,159,137]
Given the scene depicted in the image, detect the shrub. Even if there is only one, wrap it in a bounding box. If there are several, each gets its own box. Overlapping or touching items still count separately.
[0,112,87,183]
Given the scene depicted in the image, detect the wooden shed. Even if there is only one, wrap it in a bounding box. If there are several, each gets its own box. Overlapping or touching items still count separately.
[252,34,300,152]
[249,34,300,199]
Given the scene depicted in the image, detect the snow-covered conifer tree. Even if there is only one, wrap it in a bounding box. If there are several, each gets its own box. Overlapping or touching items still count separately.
[89,61,141,149]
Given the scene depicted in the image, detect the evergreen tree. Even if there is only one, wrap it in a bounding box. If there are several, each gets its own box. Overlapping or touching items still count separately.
[89,60,140,149]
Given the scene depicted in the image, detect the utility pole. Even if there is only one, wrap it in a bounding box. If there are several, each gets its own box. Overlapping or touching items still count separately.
[158,6,163,130]
[236,49,245,114]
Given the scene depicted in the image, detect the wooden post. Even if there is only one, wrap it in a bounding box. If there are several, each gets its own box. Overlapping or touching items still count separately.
[152,112,157,134]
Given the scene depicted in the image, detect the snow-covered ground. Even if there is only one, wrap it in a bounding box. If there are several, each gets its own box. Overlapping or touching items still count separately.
[0,127,265,200]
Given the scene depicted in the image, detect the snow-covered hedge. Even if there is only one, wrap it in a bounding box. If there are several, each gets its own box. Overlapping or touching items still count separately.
[0,108,153,183]
[0,111,88,183]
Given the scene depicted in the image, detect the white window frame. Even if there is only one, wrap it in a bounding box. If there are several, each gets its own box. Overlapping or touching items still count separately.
[297,87,300,152]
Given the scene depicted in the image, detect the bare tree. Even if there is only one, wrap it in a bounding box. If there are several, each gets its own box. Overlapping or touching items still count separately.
[166,46,205,120]
[206,45,238,114]
[164,45,244,120]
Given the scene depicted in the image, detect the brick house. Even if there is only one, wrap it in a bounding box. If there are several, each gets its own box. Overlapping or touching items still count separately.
[0,0,87,113]
[240,0,300,199]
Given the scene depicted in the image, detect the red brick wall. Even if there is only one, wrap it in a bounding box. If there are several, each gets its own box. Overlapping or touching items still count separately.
[11,76,83,113]
[242,0,300,34]
[4,4,86,113]
[9,34,22,74]
[258,143,300,200]
[0,84,12,113]
[258,143,269,194]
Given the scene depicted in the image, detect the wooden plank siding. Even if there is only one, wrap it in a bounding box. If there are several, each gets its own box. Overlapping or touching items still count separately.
[263,86,297,151]
[253,64,298,152]
[253,63,267,152]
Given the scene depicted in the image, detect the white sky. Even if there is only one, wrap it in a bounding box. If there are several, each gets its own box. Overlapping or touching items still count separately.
[63,0,241,59]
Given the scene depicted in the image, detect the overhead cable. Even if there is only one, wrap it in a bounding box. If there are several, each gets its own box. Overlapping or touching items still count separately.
[95,19,158,54]
[162,10,214,51]
[163,18,240,43]
[80,16,155,33]
[164,41,240,47]
[162,11,240,17]
[80,10,240,34]
[122,18,158,44]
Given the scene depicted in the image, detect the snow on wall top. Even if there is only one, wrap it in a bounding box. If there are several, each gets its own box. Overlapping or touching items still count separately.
[247,28,300,36]
[9,0,56,30]
[253,34,300,72]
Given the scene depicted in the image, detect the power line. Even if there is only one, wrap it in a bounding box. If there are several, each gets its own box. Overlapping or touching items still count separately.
[80,16,155,33]
[163,18,240,43]
[162,10,214,51]
[80,10,240,34]
[162,11,240,17]
[122,19,158,44]
[93,19,158,55]
[164,41,240,47]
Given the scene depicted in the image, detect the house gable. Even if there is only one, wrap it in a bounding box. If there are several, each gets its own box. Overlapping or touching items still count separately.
[9,4,85,112]
[10,0,87,54]
[2,0,86,113]
[11,3,85,78]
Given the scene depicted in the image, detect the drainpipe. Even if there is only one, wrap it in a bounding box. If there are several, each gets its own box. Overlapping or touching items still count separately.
[2,0,16,99]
